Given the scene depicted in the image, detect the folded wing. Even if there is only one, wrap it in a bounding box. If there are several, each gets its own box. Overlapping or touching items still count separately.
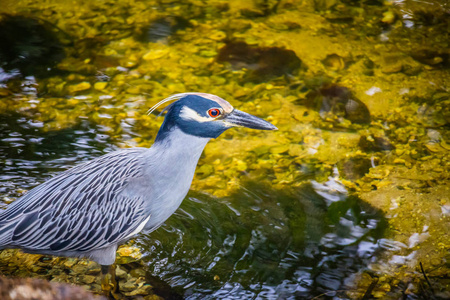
[0,148,149,253]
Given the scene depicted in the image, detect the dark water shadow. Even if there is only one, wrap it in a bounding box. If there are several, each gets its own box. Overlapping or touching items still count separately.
[0,112,115,205]
[138,179,387,299]
[0,14,69,81]
[217,41,304,83]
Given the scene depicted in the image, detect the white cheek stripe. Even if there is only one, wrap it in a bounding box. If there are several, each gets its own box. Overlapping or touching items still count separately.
[180,106,212,123]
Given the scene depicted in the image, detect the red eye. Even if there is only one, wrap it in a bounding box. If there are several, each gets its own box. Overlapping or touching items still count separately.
[208,108,221,118]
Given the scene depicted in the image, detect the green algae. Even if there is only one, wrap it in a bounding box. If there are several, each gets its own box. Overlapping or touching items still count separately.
[0,0,449,298]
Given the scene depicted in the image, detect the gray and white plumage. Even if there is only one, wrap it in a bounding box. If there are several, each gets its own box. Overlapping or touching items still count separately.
[0,148,149,264]
[0,93,276,266]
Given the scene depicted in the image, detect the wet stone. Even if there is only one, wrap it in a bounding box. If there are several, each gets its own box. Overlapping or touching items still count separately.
[359,135,395,152]
[85,261,101,275]
[63,259,77,268]
[324,11,354,23]
[402,64,422,76]
[424,142,448,153]
[116,246,143,264]
[142,48,169,61]
[270,145,290,154]
[129,268,146,278]
[115,265,127,280]
[197,164,214,177]
[381,54,404,74]
[50,274,71,283]
[410,49,449,68]
[381,10,396,24]
[120,277,139,292]
[144,295,164,300]
[94,82,108,90]
[124,284,153,296]
[322,54,346,71]
[0,87,11,96]
[78,274,97,284]
[240,8,266,18]
[68,82,91,94]
[304,84,371,124]
[338,156,373,180]
[71,262,90,274]
[362,57,375,75]
[136,16,190,43]
[217,41,302,82]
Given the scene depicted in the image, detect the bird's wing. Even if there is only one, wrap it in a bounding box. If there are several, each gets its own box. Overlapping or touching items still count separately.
[0,148,149,252]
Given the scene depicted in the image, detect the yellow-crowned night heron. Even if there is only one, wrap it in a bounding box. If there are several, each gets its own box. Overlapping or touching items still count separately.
[0,92,276,295]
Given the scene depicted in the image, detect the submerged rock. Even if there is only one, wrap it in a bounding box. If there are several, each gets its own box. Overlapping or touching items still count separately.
[380,54,403,74]
[359,135,395,152]
[410,49,449,69]
[304,84,371,124]
[115,245,143,264]
[67,82,91,94]
[217,41,302,82]
[0,249,160,299]
[338,156,373,180]
[322,54,346,71]
[135,16,190,43]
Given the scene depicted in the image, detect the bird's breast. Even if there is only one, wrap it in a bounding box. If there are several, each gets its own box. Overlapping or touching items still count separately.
[143,165,195,231]
[127,128,210,233]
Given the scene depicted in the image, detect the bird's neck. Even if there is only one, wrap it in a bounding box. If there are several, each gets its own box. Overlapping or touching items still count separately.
[151,126,210,163]
[143,127,210,222]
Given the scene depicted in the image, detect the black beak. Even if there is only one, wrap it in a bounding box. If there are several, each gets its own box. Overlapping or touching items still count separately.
[224,109,278,130]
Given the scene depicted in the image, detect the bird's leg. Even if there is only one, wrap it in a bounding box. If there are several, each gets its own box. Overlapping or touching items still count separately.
[101,264,119,299]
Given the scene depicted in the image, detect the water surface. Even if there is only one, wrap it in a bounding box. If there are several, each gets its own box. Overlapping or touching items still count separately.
[0,0,448,298]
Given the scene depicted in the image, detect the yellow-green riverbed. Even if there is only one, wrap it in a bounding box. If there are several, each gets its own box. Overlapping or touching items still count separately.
[0,0,449,299]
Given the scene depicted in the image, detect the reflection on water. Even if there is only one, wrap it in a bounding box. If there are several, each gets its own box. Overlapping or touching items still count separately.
[138,178,386,298]
[0,113,115,208]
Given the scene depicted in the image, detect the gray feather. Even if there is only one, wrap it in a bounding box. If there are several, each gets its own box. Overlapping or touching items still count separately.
[0,148,149,253]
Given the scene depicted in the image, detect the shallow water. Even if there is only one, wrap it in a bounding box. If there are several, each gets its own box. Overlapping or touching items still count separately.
[138,180,387,298]
[0,114,115,206]
[0,0,449,299]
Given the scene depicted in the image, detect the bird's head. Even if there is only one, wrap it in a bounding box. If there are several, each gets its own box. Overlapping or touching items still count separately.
[149,93,277,140]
